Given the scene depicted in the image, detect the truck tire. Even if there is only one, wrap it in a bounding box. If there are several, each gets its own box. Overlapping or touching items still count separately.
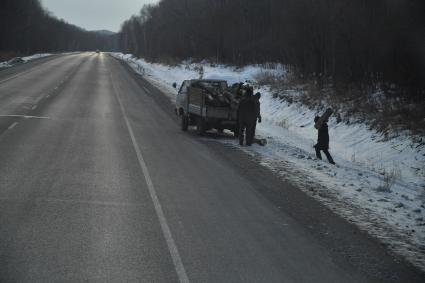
[197,118,206,135]
[181,115,188,131]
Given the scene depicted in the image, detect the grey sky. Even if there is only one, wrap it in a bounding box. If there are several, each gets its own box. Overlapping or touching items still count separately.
[41,0,159,32]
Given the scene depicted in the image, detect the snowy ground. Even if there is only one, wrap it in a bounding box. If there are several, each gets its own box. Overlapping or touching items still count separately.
[111,53,425,270]
[0,53,52,68]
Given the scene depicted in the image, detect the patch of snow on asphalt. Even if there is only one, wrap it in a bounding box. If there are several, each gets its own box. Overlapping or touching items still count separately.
[111,52,425,270]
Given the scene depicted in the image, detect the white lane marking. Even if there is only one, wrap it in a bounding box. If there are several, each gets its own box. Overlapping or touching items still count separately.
[0,115,50,119]
[0,54,78,85]
[46,94,51,98]
[0,68,35,84]
[0,56,58,85]
[31,105,38,110]
[110,72,189,283]
[0,197,143,207]
[8,122,18,129]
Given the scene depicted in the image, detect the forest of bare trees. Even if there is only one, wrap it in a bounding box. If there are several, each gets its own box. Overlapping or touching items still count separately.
[118,0,425,91]
[2,0,424,93]
[0,0,116,61]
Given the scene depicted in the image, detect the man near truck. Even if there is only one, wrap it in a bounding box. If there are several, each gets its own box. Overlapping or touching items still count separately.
[238,87,257,146]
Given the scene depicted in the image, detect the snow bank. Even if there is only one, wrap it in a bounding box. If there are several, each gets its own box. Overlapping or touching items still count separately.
[21,53,52,62]
[0,61,8,69]
[111,52,425,270]
[0,53,52,69]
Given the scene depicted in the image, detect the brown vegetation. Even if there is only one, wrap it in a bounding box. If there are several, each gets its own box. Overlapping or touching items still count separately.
[261,71,425,139]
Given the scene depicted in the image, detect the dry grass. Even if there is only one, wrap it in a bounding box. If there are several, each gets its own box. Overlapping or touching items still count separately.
[154,56,181,67]
[255,71,281,86]
[263,72,425,138]
[377,167,402,193]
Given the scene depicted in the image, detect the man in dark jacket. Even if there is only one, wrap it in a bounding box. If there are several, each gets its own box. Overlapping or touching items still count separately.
[238,90,257,146]
[314,116,335,164]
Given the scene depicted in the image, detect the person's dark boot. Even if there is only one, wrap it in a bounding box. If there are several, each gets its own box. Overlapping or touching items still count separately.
[324,150,335,164]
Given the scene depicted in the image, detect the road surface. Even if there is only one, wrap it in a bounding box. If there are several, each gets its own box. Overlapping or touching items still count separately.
[0,53,423,282]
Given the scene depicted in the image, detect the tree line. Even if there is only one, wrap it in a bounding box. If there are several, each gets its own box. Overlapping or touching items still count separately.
[0,0,116,61]
[118,0,425,90]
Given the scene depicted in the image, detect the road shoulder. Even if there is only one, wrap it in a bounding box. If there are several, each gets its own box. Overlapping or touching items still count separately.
[113,56,425,282]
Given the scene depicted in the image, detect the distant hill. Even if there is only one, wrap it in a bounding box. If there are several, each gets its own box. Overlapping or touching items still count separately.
[92,30,116,36]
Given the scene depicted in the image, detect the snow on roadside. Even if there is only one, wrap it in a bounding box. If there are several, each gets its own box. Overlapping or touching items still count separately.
[110,53,284,99]
[111,52,425,270]
[21,53,52,62]
[0,61,8,69]
[0,53,52,68]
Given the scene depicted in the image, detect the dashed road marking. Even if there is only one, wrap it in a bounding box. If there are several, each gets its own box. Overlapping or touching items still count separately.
[8,122,18,129]
[0,74,20,84]
[31,105,38,110]
[0,59,54,85]
[0,197,143,208]
[0,68,34,84]
[0,115,50,119]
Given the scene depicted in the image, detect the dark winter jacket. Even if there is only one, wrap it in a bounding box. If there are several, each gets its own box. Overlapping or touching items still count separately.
[317,123,329,149]
[254,98,261,120]
[238,97,257,123]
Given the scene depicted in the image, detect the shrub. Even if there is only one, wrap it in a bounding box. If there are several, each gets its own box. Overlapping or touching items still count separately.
[377,166,402,193]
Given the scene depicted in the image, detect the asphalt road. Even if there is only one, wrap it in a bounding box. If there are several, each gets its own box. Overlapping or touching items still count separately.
[0,53,423,282]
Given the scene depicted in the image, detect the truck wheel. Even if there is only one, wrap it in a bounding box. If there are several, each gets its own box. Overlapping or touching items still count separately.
[181,115,188,131]
[197,118,206,135]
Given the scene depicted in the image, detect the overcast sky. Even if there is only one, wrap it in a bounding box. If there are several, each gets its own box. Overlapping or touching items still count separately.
[41,0,158,32]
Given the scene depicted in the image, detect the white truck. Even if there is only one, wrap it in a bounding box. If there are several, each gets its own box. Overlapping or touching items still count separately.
[175,79,239,135]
